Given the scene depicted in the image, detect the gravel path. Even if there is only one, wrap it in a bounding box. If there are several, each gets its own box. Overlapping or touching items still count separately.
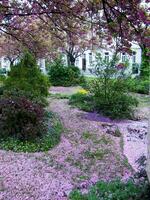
[0,86,147,200]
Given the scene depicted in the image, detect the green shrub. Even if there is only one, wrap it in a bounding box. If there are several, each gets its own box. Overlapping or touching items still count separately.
[90,53,138,119]
[69,92,94,112]
[127,78,149,95]
[47,57,85,86]
[91,79,138,119]
[4,52,50,99]
[69,180,150,200]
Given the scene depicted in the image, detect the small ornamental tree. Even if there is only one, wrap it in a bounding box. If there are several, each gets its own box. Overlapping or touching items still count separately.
[90,53,138,119]
[4,52,50,99]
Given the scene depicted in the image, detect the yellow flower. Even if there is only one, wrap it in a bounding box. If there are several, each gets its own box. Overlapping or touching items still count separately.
[78,89,89,95]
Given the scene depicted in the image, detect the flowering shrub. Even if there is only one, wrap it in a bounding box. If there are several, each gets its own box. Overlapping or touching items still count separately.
[77,89,89,95]
[0,96,46,141]
[116,62,126,70]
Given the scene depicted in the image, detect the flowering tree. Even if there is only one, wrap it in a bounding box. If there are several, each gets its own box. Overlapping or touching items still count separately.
[0,35,23,66]
[0,19,53,63]
[49,19,99,66]
[0,1,149,59]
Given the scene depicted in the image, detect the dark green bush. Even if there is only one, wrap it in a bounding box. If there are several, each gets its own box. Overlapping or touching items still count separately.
[4,52,50,99]
[69,180,150,200]
[47,57,85,86]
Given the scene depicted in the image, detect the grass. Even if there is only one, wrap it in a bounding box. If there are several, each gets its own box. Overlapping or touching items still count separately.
[0,112,63,152]
[49,93,70,99]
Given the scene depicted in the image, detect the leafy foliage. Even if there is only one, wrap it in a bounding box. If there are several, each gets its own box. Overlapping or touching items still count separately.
[0,96,46,141]
[90,53,138,119]
[70,54,138,119]
[0,52,62,152]
[69,180,150,200]
[47,57,85,86]
[127,78,149,95]
[4,52,50,99]
[140,47,150,79]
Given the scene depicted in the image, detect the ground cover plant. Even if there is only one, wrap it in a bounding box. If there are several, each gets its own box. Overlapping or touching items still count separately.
[69,179,150,200]
[47,56,85,87]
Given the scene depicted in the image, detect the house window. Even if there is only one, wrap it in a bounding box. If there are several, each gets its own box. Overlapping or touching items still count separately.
[89,52,92,64]
[75,57,79,66]
[132,51,136,63]
[132,63,139,74]
[82,54,86,71]
[83,53,86,59]
[122,53,126,62]
[105,52,109,62]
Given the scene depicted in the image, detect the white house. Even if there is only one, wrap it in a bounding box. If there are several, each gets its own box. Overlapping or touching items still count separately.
[0,42,142,77]
[74,43,142,77]
[0,57,46,74]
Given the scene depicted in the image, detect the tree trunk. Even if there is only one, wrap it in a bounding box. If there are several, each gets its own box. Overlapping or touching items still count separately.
[67,53,75,66]
[10,60,14,67]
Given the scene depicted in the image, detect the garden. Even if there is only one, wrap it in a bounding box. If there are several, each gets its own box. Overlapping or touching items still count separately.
[0,51,149,199]
[0,1,150,199]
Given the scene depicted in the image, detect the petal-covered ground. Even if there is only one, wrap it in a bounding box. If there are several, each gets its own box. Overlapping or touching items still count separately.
[0,87,148,200]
